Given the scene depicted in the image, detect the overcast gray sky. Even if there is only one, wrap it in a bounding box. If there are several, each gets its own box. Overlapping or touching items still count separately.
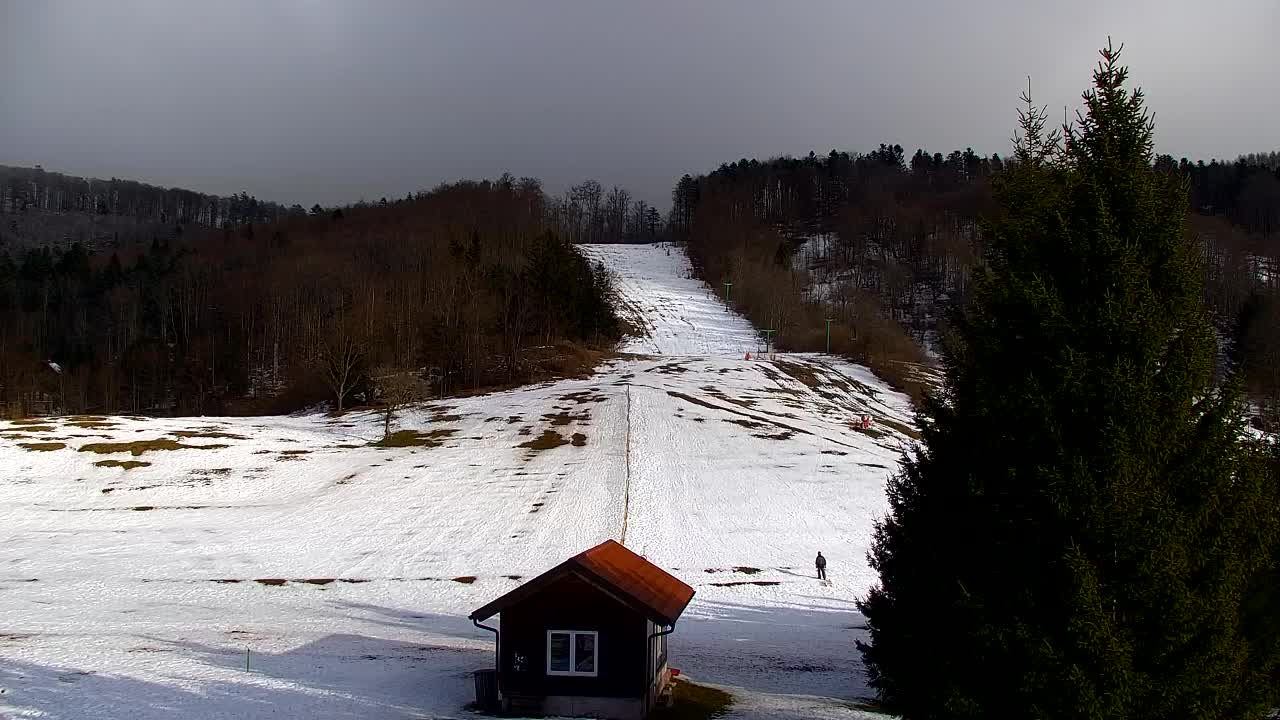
[2,1,1276,209]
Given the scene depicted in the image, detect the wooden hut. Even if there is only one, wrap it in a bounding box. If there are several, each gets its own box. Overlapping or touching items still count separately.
[470,539,695,719]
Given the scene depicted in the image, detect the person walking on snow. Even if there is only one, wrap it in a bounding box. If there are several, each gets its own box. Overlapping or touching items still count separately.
[815,551,827,580]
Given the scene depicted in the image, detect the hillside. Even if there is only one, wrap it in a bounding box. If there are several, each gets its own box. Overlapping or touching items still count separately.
[0,164,298,252]
[0,242,910,719]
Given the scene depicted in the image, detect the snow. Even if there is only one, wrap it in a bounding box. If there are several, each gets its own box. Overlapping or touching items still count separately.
[0,242,912,719]
[580,242,761,356]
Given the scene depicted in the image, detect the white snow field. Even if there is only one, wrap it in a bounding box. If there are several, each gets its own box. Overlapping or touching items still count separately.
[0,242,913,720]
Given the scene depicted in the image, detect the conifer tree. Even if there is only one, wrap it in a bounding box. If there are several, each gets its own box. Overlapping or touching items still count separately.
[857,42,1280,719]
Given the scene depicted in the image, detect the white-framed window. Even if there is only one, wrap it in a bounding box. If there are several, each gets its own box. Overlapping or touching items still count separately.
[547,630,598,677]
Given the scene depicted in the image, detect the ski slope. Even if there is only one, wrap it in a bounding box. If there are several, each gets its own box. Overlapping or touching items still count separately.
[0,242,913,720]
[579,243,759,356]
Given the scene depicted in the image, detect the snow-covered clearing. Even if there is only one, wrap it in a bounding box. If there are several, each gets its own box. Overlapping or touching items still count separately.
[1,242,911,719]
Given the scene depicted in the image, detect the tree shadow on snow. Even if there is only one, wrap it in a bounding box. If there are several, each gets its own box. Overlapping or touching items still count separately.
[676,598,874,705]
[324,599,493,640]
[0,633,490,720]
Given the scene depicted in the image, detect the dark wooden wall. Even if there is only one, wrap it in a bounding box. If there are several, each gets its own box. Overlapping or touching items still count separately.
[499,573,647,698]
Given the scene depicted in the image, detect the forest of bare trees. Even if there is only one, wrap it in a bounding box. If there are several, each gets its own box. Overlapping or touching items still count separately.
[0,164,302,253]
[675,146,1280,416]
[0,176,620,417]
[4,150,1277,421]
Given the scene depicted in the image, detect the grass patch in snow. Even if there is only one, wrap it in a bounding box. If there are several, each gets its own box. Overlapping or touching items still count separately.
[541,410,589,426]
[571,432,587,447]
[9,418,51,426]
[171,430,249,440]
[752,431,795,441]
[723,418,765,430]
[772,360,820,388]
[650,678,733,720]
[93,460,152,470]
[518,430,569,451]
[66,419,119,429]
[850,425,888,440]
[874,416,921,440]
[79,439,229,456]
[370,429,457,448]
[19,442,65,451]
[5,425,55,433]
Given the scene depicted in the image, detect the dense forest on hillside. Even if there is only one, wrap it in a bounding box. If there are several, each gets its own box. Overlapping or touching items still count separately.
[0,176,619,416]
[0,164,303,252]
[3,149,1277,420]
[672,147,1280,417]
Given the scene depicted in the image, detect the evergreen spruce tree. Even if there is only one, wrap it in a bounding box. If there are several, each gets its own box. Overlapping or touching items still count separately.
[857,42,1280,719]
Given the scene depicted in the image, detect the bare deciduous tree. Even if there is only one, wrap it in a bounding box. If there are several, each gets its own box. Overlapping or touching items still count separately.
[375,367,429,439]
[320,324,363,415]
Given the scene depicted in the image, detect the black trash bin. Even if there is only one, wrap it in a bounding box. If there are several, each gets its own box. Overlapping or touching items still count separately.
[473,668,498,711]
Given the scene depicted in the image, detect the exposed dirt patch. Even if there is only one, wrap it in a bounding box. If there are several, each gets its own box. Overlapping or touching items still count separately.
[338,578,370,584]
[820,449,848,456]
[79,439,229,456]
[560,391,608,404]
[297,578,335,585]
[452,576,477,584]
[518,430,569,452]
[733,566,762,574]
[94,460,151,470]
[10,418,51,426]
[570,432,587,447]
[67,420,119,429]
[370,429,458,448]
[131,506,155,512]
[723,418,765,430]
[211,579,242,584]
[254,578,288,586]
[506,575,523,581]
[19,442,66,451]
[5,425,55,432]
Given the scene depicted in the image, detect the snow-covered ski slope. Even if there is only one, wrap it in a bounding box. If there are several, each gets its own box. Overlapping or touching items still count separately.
[1,242,912,719]
[580,243,759,356]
